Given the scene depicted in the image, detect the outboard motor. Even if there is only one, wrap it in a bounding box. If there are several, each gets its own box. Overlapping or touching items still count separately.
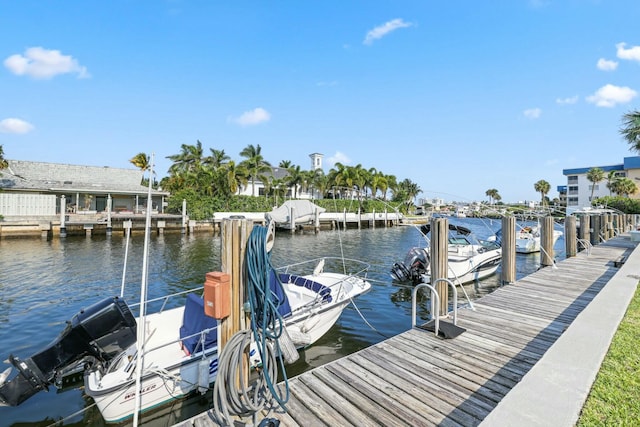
[390,247,429,284]
[0,296,136,407]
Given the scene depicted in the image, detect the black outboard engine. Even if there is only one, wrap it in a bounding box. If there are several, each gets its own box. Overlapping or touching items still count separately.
[390,247,429,284]
[0,296,136,407]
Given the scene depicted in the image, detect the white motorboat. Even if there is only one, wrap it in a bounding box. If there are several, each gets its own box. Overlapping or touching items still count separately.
[491,222,564,254]
[0,244,371,423]
[390,223,502,285]
[514,225,563,254]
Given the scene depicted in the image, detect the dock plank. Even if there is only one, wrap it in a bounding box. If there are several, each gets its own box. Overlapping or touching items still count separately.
[176,238,635,426]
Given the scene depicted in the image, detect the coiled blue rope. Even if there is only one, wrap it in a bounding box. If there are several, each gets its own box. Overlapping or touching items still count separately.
[245,225,290,408]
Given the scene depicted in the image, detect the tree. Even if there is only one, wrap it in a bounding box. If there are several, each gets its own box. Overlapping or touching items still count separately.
[239,144,271,197]
[205,148,230,169]
[167,140,205,174]
[129,152,150,171]
[533,179,551,207]
[605,170,619,196]
[586,167,605,202]
[609,177,638,197]
[0,145,8,170]
[485,189,499,205]
[620,109,640,153]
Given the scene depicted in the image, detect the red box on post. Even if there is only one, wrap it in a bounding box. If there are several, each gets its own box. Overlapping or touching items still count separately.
[203,271,230,319]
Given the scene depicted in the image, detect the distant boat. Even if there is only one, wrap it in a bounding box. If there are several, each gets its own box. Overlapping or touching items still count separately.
[267,200,326,230]
[390,223,502,285]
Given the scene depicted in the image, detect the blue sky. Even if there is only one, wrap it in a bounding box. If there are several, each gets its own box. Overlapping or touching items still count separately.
[1,1,639,203]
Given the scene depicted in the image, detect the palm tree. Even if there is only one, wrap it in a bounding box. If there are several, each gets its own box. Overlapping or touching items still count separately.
[605,170,619,196]
[239,144,271,197]
[129,152,150,171]
[0,145,8,170]
[221,161,249,196]
[279,160,292,169]
[485,189,499,205]
[167,140,205,174]
[586,167,605,202]
[533,180,551,207]
[609,177,638,197]
[286,164,303,198]
[205,148,230,169]
[129,152,153,186]
[620,110,640,152]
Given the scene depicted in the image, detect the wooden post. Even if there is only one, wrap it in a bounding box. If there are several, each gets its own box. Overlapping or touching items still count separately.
[220,218,253,349]
[540,216,554,267]
[501,216,516,284]
[314,208,320,234]
[565,215,577,258]
[590,215,601,245]
[106,195,112,236]
[343,208,347,230]
[289,205,295,233]
[372,209,376,229]
[430,217,449,317]
[181,199,187,234]
[59,195,67,237]
[578,214,590,249]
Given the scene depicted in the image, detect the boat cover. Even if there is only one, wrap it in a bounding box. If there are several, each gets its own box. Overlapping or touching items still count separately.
[267,200,326,224]
[267,270,333,318]
[179,293,218,355]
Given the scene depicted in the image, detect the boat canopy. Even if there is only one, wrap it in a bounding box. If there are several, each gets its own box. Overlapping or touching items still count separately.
[179,294,218,355]
[267,200,326,224]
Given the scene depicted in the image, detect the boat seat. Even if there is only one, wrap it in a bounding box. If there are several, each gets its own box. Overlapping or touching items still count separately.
[179,293,218,355]
[279,273,332,303]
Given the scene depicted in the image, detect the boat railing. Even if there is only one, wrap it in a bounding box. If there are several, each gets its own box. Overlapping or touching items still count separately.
[276,256,371,279]
[128,286,204,314]
[123,325,218,379]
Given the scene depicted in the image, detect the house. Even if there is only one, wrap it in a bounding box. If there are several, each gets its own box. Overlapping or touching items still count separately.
[563,156,640,215]
[0,160,169,218]
[236,152,325,200]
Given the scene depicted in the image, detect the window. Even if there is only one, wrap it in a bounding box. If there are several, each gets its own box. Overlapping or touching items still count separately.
[568,176,578,183]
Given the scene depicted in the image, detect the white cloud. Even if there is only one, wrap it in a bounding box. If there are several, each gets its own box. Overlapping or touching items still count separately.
[616,42,640,62]
[229,107,271,126]
[0,118,34,134]
[556,96,578,105]
[586,84,637,108]
[364,18,412,45]
[326,151,351,168]
[523,108,542,119]
[4,47,89,79]
[597,58,618,71]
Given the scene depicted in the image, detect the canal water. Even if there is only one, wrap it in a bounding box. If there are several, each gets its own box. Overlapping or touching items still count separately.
[0,218,565,427]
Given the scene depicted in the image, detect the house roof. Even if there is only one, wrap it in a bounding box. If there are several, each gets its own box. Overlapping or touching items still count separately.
[0,160,168,195]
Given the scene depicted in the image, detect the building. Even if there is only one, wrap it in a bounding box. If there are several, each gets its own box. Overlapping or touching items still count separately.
[562,156,640,214]
[0,160,169,218]
[236,153,325,200]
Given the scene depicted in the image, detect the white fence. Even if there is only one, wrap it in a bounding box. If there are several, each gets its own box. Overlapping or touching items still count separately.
[0,193,57,216]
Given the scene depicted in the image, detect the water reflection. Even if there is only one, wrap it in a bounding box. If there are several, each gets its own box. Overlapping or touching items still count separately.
[0,218,564,426]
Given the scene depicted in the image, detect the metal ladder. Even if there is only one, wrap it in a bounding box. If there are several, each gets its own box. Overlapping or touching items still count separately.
[411,278,458,337]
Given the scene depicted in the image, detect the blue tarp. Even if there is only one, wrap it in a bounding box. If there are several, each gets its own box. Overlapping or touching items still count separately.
[179,293,218,355]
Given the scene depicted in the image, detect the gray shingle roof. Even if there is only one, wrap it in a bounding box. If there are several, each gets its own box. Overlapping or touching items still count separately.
[0,160,168,195]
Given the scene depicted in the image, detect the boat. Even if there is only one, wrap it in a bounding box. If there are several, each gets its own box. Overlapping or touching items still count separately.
[514,225,563,254]
[390,223,502,285]
[0,230,371,423]
[492,223,564,254]
[267,199,326,230]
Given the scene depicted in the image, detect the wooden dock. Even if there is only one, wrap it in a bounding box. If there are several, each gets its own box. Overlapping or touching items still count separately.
[176,236,638,427]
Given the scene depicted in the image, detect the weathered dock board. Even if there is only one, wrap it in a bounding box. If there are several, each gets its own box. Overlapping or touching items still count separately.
[176,236,637,427]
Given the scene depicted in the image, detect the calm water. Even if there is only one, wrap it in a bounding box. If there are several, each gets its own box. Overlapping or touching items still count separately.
[0,218,565,427]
